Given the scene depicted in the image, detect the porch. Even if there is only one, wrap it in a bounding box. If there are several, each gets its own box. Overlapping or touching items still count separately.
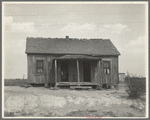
[53,55,102,88]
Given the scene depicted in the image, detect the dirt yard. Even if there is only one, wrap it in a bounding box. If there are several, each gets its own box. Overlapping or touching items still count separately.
[4,83,146,118]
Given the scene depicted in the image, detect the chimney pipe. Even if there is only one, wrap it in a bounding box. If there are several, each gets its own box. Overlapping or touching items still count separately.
[66,36,69,39]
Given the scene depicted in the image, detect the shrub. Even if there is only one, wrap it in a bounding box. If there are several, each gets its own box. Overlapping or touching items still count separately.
[125,73,146,98]
[4,79,28,86]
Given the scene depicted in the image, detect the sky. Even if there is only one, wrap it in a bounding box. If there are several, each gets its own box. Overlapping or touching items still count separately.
[3,2,148,79]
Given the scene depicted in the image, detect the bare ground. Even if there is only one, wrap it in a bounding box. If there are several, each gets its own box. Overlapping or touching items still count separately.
[4,83,146,118]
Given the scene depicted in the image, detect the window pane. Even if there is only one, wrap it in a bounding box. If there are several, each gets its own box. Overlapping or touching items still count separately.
[107,69,110,74]
[104,63,108,68]
[37,61,44,73]
[38,61,43,68]
[104,61,110,69]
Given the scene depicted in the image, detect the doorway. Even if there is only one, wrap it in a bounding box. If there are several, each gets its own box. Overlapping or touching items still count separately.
[60,61,68,82]
[83,61,91,82]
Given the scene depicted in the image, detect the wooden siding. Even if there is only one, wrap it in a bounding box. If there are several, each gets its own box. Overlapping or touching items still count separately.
[27,54,119,85]
[101,56,119,85]
[98,60,103,85]
[27,54,55,84]
[113,57,119,84]
[36,76,45,83]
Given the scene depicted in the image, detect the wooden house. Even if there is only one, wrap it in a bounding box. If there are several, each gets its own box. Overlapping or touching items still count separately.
[25,36,120,88]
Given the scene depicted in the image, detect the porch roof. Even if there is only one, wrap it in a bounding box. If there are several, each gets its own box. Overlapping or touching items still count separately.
[54,55,101,60]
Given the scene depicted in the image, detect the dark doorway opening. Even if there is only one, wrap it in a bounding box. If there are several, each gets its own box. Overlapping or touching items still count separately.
[83,61,91,82]
[60,61,68,82]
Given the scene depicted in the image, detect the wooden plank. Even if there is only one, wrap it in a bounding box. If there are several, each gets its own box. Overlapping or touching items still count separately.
[102,59,112,85]
[99,61,103,85]
[45,56,48,83]
[36,76,45,83]
[57,82,99,86]
[113,57,119,84]
[47,56,51,84]
[77,60,80,83]
[55,60,57,86]
[98,60,102,85]
[28,54,36,83]
[70,86,92,90]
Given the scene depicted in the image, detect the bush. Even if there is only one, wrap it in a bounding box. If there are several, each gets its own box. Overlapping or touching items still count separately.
[4,79,28,86]
[125,75,146,98]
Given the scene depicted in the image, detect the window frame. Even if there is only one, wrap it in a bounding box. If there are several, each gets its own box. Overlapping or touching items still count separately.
[36,60,44,74]
[103,61,111,74]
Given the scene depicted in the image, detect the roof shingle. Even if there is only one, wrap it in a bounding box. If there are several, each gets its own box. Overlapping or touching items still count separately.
[25,37,120,55]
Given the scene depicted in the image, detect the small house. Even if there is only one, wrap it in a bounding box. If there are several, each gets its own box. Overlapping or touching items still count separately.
[25,36,120,88]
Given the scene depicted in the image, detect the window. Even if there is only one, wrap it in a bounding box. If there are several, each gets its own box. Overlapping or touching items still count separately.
[36,60,44,74]
[103,61,110,74]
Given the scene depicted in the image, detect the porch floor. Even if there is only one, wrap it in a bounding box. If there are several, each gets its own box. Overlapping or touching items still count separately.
[56,82,99,86]
[70,86,92,90]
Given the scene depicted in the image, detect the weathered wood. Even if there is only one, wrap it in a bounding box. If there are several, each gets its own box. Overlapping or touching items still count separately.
[110,57,113,85]
[98,60,102,85]
[45,56,48,84]
[55,59,57,87]
[36,76,45,83]
[77,59,80,83]
[57,82,98,86]
[113,57,119,84]
[27,54,119,87]
[102,59,111,85]
[70,86,92,90]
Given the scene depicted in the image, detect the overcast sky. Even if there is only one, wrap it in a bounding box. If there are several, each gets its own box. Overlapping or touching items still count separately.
[3,2,148,79]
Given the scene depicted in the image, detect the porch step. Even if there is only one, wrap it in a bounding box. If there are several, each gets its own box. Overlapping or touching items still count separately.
[70,86,92,90]
[56,82,98,86]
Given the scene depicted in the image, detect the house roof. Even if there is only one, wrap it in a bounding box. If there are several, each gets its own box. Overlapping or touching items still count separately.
[25,37,120,55]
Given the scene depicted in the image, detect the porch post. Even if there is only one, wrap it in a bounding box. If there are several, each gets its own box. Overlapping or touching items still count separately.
[98,60,101,84]
[98,60,102,89]
[77,59,80,86]
[55,59,57,87]
[44,58,49,88]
